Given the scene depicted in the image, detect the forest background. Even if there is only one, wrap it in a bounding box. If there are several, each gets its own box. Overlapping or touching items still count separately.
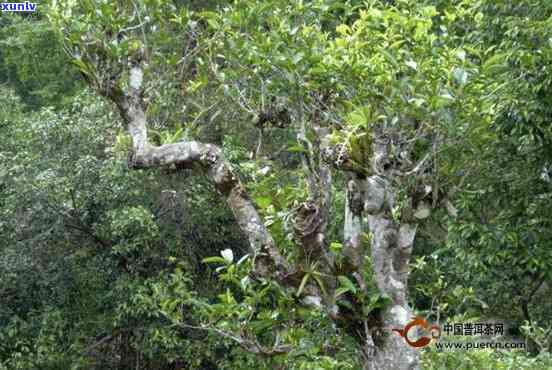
[0,0,551,369]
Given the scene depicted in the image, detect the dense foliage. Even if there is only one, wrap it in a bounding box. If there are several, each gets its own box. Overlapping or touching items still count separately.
[1,1,551,369]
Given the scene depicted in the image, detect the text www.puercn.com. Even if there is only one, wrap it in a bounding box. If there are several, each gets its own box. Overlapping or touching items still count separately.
[434,341,526,351]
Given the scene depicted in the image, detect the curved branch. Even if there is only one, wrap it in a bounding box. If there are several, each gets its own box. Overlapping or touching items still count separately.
[103,67,290,279]
[175,323,291,356]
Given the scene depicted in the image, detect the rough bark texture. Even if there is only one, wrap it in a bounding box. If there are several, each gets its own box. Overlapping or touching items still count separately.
[362,145,420,370]
[91,62,422,369]
[339,173,419,370]
[292,121,335,304]
[294,123,333,262]
[108,67,290,280]
[343,172,365,272]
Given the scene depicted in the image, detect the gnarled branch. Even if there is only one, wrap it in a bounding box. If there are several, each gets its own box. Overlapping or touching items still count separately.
[101,66,290,279]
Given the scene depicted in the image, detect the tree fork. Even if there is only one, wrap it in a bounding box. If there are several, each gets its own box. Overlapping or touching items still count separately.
[104,66,291,280]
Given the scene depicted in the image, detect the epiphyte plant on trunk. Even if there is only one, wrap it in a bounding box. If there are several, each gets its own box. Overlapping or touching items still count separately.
[47,0,482,368]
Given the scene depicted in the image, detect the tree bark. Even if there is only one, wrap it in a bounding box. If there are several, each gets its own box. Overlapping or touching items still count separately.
[107,67,290,280]
[343,172,365,272]
[92,62,422,369]
[340,173,419,369]
[362,175,419,369]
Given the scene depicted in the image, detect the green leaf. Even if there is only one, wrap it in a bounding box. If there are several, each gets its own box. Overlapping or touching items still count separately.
[337,275,357,294]
[207,19,219,29]
[379,48,399,69]
[482,52,509,74]
[296,273,311,297]
[255,196,272,209]
[202,256,226,264]
[287,144,307,153]
[312,274,327,297]
[330,242,343,254]
[335,287,350,298]
[292,52,304,65]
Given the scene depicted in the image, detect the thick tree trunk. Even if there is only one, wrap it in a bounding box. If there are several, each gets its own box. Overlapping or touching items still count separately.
[362,175,419,370]
[341,172,419,370]
[76,31,430,366]
[343,173,365,272]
